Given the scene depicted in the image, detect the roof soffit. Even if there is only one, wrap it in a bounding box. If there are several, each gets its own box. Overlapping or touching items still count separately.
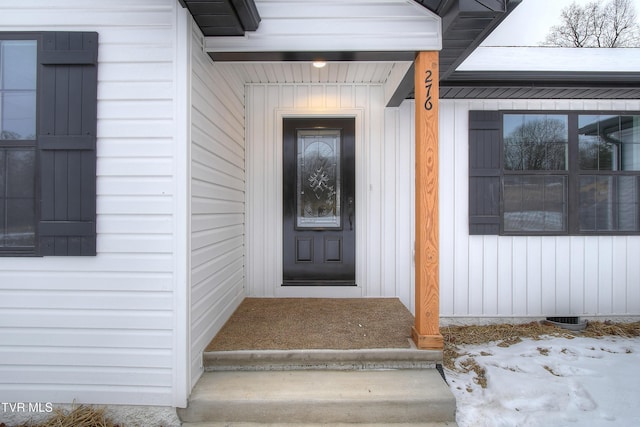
[180,0,260,36]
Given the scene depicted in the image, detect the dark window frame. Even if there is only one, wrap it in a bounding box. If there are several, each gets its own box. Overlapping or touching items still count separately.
[0,33,42,255]
[0,31,97,256]
[468,110,640,237]
[499,110,640,237]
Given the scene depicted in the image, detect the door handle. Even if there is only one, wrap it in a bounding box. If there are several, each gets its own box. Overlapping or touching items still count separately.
[347,197,354,231]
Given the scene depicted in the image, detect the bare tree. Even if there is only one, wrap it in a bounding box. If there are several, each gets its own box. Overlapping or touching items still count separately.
[543,0,640,47]
[504,117,568,171]
[602,0,640,46]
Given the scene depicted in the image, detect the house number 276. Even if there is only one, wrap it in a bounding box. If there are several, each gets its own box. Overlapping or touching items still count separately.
[424,70,433,111]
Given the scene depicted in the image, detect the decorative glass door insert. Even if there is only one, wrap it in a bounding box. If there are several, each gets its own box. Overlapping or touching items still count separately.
[296,129,341,229]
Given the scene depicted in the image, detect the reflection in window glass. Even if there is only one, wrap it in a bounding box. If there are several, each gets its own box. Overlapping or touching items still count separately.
[0,148,36,248]
[579,175,639,232]
[503,175,567,232]
[504,114,568,171]
[0,38,37,250]
[579,115,640,171]
[1,40,37,140]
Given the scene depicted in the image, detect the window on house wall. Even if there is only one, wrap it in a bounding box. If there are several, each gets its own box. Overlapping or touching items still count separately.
[502,114,569,233]
[578,115,640,232]
[469,111,640,236]
[0,39,37,251]
[0,32,98,256]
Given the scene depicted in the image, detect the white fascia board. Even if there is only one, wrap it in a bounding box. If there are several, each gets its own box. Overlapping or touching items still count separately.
[205,0,441,53]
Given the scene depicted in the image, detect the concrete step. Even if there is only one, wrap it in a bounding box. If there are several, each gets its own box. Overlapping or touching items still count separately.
[177,369,456,425]
[204,347,443,371]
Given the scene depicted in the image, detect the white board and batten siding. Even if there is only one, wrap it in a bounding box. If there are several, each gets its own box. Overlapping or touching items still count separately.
[0,0,189,407]
[189,25,246,388]
[437,99,640,322]
[244,82,416,310]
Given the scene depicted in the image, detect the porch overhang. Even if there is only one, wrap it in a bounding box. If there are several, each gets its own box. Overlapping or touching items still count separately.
[202,0,442,58]
[180,1,638,102]
[180,0,523,105]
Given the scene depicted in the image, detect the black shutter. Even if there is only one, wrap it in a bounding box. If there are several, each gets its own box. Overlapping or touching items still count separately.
[469,111,501,235]
[38,32,98,255]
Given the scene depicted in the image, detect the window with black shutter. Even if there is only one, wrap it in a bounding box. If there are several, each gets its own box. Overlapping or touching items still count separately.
[0,31,97,256]
[469,110,640,236]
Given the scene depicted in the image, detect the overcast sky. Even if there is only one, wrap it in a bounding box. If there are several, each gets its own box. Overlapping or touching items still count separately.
[481,0,640,46]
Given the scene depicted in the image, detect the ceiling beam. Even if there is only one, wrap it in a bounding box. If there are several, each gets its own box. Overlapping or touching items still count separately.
[208,51,417,62]
[387,62,416,107]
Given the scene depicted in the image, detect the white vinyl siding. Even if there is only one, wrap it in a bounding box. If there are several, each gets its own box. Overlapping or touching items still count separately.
[438,99,640,320]
[0,0,183,406]
[189,25,246,387]
[382,101,416,310]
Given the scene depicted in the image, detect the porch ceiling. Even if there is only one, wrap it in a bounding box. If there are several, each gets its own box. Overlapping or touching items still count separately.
[181,0,640,101]
[214,62,408,85]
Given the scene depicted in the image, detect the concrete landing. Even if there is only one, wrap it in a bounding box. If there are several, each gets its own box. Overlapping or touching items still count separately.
[177,369,456,425]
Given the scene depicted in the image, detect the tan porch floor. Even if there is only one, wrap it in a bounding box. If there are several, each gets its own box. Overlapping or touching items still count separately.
[206,297,415,351]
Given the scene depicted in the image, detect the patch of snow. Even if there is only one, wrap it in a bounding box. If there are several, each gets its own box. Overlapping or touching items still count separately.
[458,47,640,72]
[446,335,640,427]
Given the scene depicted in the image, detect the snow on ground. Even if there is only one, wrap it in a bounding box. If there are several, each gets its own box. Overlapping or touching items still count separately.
[445,335,640,427]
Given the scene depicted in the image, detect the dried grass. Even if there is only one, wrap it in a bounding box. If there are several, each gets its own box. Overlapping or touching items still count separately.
[581,320,640,338]
[2,405,120,427]
[441,320,640,388]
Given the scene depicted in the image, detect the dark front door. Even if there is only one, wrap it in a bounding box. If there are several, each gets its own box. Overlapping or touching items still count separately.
[283,118,356,286]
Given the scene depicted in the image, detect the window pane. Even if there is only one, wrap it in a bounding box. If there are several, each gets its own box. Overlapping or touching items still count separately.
[1,91,36,140]
[620,116,640,171]
[7,149,35,197]
[503,175,567,232]
[1,40,37,90]
[296,129,341,228]
[0,148,36,249]
[504,114,568,171]
[579,175,639,232]
[0,150,4,198]
[579,115,640,171]
[6,198,35,247]
[1,40,37,141]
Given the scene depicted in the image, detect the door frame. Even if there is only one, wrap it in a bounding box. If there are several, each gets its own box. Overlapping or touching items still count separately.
[282,117,356,286]
[274,109,365,298]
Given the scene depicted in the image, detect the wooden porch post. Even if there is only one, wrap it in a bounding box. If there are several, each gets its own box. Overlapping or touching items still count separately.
[412,51,444,350]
